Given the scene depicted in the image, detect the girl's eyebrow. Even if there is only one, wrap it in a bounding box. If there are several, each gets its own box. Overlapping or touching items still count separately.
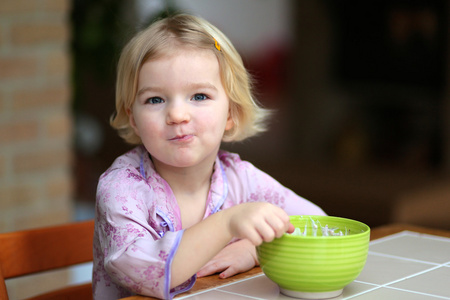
[137,82,218,96]
[137,86,163,96]
[186,82,218,92]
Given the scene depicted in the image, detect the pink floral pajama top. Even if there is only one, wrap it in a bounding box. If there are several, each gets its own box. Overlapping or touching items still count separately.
[92,146,326,299]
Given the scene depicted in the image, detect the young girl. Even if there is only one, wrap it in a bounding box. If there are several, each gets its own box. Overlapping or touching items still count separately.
[93,14,326,300]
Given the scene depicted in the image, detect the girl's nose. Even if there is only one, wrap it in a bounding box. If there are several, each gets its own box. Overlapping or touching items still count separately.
[166,101,190,124]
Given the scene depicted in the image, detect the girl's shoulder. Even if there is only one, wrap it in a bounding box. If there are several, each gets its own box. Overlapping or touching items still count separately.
[218,150,280,186]
[99,146,148,182]
[218,150,244,168]
[217,149,259,175]
[110,146,145,169]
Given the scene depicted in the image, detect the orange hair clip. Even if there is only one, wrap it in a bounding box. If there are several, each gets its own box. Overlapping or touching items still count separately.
[214,38,221,51]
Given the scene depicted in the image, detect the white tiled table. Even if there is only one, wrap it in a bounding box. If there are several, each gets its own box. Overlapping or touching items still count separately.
[123,225,450,300]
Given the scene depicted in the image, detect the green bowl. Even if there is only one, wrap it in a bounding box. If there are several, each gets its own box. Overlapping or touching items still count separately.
[257,215,370,299]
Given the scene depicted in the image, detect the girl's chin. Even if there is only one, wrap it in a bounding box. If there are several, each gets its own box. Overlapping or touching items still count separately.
[151,148,219,170]
[153,157,200,169]
[156,155,217,170]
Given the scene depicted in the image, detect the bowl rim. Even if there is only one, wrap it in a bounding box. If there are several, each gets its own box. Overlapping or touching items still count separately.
[285,215,370,239]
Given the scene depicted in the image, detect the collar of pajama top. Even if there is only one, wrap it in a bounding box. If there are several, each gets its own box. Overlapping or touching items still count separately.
[137,146,229,236]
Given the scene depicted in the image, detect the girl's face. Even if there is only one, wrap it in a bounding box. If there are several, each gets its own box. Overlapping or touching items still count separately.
[129,48,234,172]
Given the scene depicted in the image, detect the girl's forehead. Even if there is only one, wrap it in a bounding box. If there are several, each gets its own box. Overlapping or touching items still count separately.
[138,46,221,84]
[150,42,214,61]
[140,48,220,78]
[141,45,220,74]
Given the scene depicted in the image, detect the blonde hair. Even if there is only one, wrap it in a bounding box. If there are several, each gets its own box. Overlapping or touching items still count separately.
[111,14,270,144]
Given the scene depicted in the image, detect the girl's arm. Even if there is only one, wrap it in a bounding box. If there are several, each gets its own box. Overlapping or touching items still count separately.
[196,238,257,279]
[190,153,326,280]
[170,202,293,288]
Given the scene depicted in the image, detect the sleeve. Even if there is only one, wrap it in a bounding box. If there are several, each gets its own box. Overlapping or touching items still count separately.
[95,167,195,299]
[228,159,327,216]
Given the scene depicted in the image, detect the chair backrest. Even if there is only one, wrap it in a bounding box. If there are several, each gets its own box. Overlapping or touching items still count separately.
[0,220,95,300]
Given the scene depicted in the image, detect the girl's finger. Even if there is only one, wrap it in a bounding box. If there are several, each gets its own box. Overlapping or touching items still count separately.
[255,221,276,243]
[263,211,289,238]
[197,260,226,277]
[219,263,243,279]
[287,222,295,233]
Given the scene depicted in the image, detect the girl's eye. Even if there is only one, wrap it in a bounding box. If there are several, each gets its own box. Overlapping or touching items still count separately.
[146,97,164,104]
[192,94,208,101]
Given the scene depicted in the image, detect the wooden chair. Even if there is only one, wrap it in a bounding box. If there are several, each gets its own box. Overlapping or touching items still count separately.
[0,220,95,300]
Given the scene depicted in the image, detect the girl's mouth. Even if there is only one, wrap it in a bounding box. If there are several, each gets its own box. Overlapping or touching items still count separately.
[169,134,193,142]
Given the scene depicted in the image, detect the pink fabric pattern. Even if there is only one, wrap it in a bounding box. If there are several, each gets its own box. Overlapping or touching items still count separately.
[93,146,325,299]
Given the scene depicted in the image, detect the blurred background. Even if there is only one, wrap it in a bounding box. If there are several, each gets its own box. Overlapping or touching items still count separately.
[0,0,449,297]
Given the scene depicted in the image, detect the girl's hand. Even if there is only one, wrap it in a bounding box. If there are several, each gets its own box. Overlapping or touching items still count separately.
[226,202,294,246]
[170,202,293,288]
[197,239,257,279]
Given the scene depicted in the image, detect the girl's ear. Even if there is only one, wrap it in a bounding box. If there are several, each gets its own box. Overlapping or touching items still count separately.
[127,108,140,136]
[225,109,234,131]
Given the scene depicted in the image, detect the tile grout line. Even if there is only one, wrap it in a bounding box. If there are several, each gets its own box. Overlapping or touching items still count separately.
[347,231,450,299]
[343,285,383,299]
[345,283,450,300]
[376,263,444,286]
[407,232,450,243]
[176,274,265,299]
[176,287,220,299]
[370,230,450,246]
[369,230,412,245]
[214,289,266,300]
[382,264,450,299]
[352,263,448,299]
[383,285,450,300]
[367,250,442,266]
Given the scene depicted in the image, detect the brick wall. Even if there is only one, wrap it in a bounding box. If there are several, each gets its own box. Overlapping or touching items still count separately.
[0,1,74,297]
[0,0,73,232]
